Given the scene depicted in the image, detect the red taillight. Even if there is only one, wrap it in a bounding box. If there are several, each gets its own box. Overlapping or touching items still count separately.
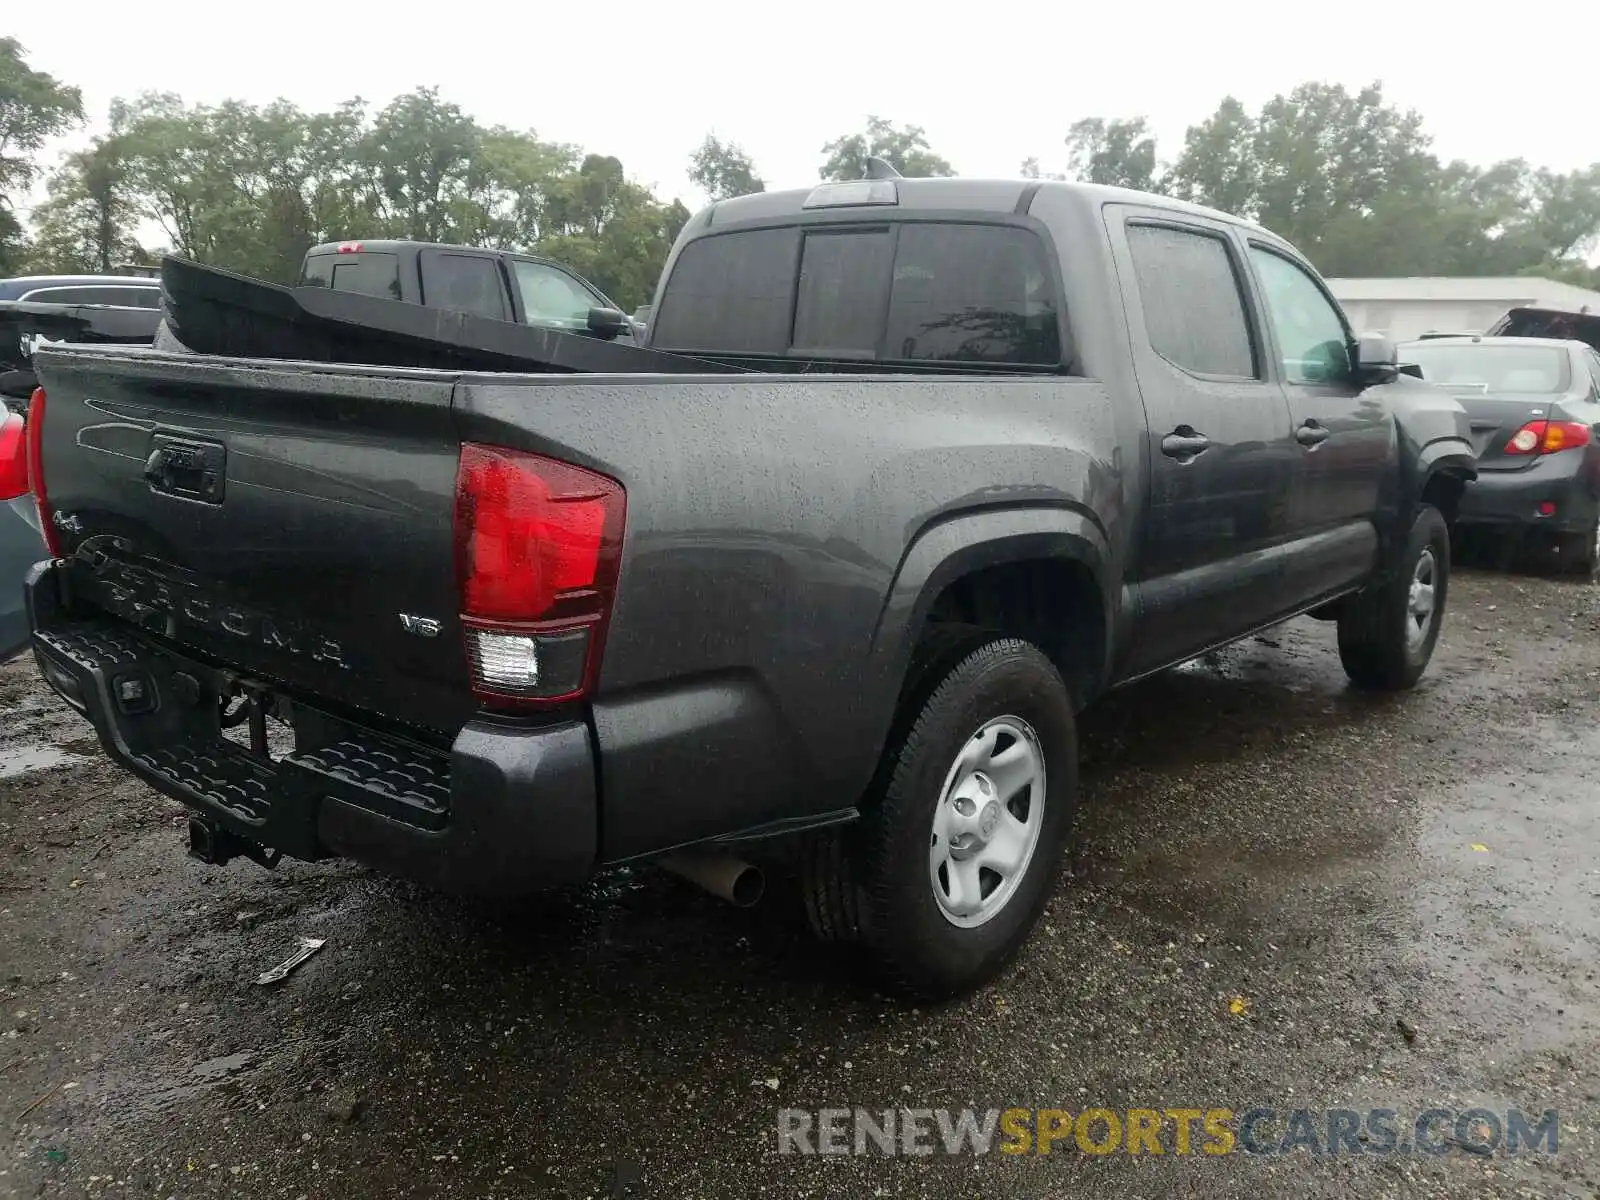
[336,241,363,253]
[25,388,59,556]
[453,444,625,707]
[0,411,26,501]
[1503,420,1592,455]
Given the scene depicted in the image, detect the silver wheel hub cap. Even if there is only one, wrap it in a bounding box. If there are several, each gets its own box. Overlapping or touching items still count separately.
[1407,549,1437,651]
[929,715,1046,928]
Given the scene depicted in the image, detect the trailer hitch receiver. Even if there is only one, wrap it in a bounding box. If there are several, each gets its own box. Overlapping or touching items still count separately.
[187,816,282,870]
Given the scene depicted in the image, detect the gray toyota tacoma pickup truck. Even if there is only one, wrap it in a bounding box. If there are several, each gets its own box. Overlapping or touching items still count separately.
[11,176,1476,997]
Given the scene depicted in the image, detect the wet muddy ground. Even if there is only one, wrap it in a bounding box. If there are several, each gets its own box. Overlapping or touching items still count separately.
[2,566,1598,1198]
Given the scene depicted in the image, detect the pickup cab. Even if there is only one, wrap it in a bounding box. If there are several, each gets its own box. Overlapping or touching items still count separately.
[10,176,1476,997]
[296,240,638,342]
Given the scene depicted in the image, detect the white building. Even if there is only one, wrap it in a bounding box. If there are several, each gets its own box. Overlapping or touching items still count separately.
[1326,276,1600,341]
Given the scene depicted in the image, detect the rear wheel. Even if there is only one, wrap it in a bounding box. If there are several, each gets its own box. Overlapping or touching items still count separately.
[803,637,1076,999]
[1337,505,1450,690]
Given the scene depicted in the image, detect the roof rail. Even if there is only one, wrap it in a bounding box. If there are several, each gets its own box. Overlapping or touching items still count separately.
[863,156,902,181]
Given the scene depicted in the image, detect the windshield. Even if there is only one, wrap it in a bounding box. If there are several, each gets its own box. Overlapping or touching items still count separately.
[1401,343,1571,394]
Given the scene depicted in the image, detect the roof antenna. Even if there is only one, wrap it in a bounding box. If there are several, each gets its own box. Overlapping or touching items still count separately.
[863,156,902,181]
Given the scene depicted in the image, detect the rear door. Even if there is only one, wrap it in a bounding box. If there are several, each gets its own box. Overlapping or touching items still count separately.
[1244,243,1389,606]
[1106,207,1300,675]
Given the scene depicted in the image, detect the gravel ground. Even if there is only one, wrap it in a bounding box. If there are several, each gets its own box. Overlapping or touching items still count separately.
[2,565,1598,1199]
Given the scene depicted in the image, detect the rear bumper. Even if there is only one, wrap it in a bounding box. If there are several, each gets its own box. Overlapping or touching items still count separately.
[25,561,598,896]
[1457,453,1600,535]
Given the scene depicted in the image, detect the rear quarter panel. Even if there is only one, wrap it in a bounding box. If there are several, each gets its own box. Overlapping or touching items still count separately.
[452,372,1129,859]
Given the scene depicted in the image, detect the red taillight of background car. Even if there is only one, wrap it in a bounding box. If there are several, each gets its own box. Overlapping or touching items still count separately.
[0,410,26,501]
[453,443,625,708]
[1503,420,1592,455]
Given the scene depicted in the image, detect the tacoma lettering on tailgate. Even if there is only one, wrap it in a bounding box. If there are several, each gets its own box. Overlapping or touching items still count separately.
[77,553,350,670]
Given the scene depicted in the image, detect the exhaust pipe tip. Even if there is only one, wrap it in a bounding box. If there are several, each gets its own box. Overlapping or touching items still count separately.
[726,863,765,908]
[656,851,765,908]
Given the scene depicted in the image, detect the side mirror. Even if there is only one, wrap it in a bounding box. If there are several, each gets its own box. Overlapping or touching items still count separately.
[585,306,629,340]
[1354,332,1400,385]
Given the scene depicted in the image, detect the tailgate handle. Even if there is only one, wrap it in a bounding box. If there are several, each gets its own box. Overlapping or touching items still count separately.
[145,435,226,504]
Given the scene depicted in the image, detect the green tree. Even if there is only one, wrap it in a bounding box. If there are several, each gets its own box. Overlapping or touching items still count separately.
[1063,117,1159,191]
[1245,82,1435,263]
[1106,80,1600,282]
[1164,95,1257,216]
[27,137,145,271]
[0,37,85,271]
[688,134,764,200]
[363,87,482,244]
[819,116,954,180]
[539,154,680,308]
[6,79,750,312]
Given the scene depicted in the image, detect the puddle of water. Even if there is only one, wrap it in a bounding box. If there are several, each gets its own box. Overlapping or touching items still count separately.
[0,744,90,778]
[192,1051,256,1081]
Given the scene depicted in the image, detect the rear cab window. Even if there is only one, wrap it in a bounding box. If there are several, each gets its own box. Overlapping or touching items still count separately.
[650,219,1063,369]
[302,251,402,301]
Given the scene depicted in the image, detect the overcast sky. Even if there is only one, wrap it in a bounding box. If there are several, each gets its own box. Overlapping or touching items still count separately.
[10,1,1599,227]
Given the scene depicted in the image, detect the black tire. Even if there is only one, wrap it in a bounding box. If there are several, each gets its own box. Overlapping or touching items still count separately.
[804,637,1077,999]
[1337,504,1450,690]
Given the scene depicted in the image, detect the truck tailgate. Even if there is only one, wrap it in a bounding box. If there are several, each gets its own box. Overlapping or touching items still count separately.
[31,348,474,736]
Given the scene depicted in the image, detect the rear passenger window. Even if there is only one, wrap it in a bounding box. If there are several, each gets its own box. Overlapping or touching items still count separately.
[1126,224,1256,378]
[425,254,507,319]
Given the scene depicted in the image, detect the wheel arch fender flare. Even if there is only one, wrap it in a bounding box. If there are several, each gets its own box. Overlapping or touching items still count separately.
[863,504,1115,716]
